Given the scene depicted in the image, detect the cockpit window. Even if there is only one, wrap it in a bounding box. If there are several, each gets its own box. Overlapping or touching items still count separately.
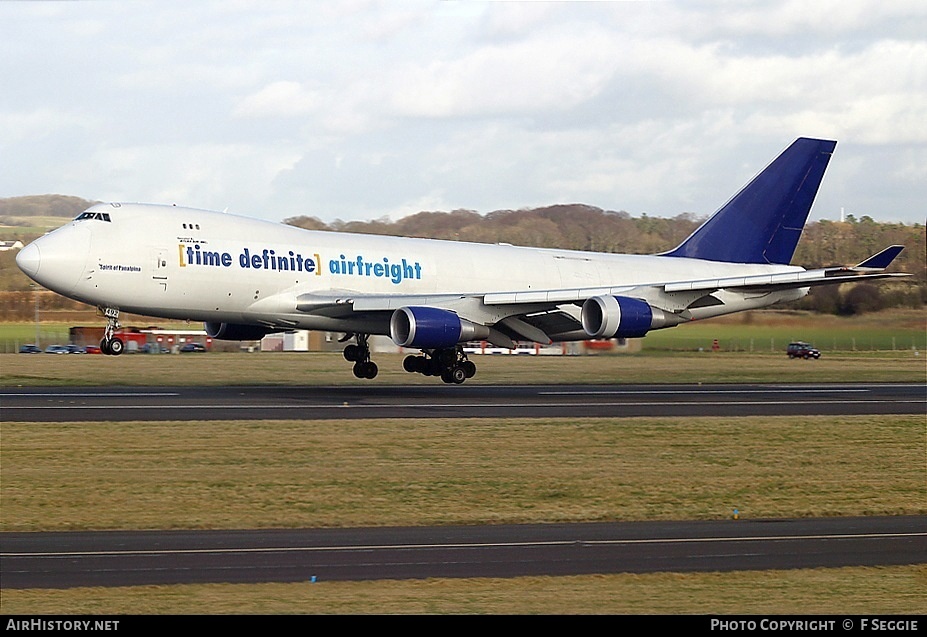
[75,212,112,222]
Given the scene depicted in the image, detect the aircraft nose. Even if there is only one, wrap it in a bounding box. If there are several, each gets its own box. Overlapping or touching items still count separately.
[16,226,91,294]
[16,242,41,278]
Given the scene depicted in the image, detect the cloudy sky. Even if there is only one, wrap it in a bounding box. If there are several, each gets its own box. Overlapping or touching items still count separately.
[2,1,925,225]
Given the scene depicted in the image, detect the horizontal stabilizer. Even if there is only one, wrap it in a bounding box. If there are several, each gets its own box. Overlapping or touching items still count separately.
[852,245,905,271]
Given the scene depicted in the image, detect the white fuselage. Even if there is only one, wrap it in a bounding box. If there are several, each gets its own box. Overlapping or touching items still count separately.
[19,203,807,338]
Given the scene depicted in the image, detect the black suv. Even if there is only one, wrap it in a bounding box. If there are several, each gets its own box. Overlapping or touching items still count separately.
[787,341,821,359]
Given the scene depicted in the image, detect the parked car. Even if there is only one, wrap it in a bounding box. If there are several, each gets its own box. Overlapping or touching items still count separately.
[45,344,70,354]
[19,344,42,354]
[84,345,102,354]
[180,342,207,353]
[65,344,86,354]
[787,341,821,359]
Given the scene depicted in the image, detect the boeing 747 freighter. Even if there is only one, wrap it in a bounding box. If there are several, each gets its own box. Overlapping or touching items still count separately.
[16,138,907,383]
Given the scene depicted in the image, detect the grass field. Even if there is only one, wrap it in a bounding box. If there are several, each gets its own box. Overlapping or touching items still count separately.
[3,566,925,615]
[644,309,926,352]
[0,217,60,238]
[3,415,924,531]
[2,349,924,387]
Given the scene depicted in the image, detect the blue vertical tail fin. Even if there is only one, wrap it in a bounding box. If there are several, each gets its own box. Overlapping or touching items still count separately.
[664,137,836,265]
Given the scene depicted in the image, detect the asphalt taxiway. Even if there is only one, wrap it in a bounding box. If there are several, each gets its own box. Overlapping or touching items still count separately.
[2,382,924,421]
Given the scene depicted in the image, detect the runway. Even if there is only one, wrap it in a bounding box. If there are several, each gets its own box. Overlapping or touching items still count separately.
[2,382,924,421]
[3,516,925,589]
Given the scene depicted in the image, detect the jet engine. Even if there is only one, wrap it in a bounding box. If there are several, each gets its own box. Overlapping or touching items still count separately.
[204,322,277,341]
[390,306,489,349]
[581,295,678,339]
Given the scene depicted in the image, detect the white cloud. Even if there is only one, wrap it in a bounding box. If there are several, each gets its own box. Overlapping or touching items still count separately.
[0,109,91,144]
[0,0,924,224]
[387,28,623,118]
[234,81,323,118]
[67,143,302,213]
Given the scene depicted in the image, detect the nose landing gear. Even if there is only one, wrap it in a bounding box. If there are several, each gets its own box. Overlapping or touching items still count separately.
[99,307,124,356]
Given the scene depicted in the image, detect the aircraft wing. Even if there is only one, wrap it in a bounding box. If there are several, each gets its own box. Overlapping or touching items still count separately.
[293,245,909,347]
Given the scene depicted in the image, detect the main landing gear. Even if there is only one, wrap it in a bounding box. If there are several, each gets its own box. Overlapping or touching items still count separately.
[403,346,476,384]
[99,307,124,356]
[343,333,378,379]
[341,336,477,384]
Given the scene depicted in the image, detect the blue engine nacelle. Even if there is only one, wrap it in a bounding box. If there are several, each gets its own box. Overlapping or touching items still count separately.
[581,296,657,339]
[390,307,489,349]
[205,322,277,341]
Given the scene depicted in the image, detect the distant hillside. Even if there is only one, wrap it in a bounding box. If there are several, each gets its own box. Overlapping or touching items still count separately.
[0,195,97,218]
[285,204,702,254]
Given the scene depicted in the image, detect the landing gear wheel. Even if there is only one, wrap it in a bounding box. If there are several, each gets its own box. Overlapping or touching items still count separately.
[108,337,124,356]
[346,334,378,380]
[426,358,443,376]
[353,361,378,379]
[101,337,124,356]
[403,355,422,373]
[406,346,476,384]
[449,366,467,384]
